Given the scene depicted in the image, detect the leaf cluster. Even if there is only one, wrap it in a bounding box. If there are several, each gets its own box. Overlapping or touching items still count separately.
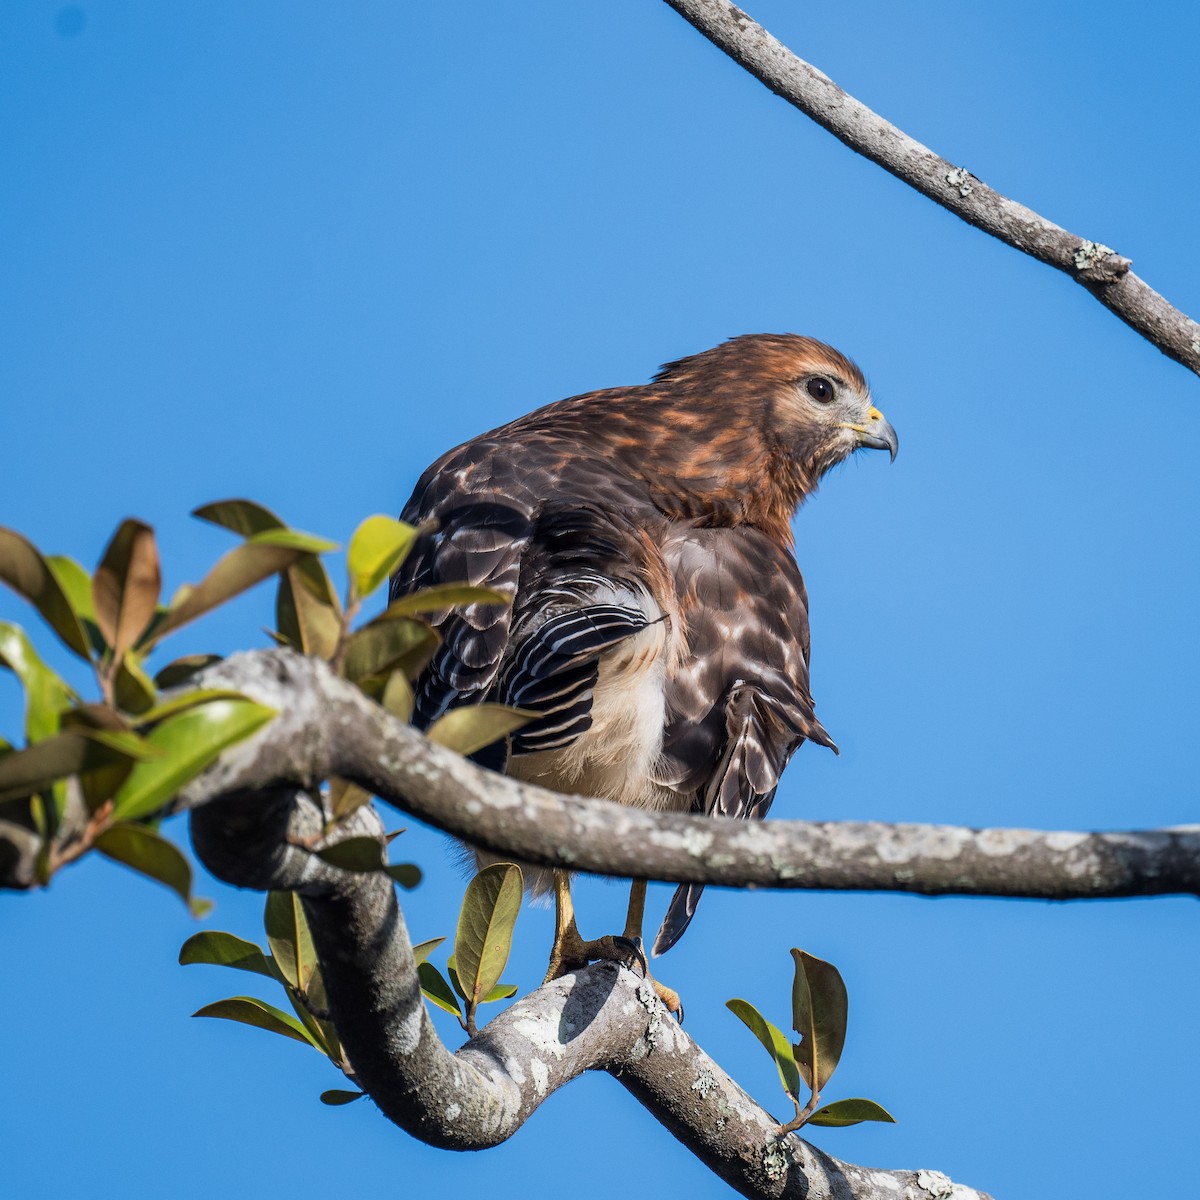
[0,520,279,903]
[182,859,525,1106]
[727,950,894,1133]
[181,891,364,1106]
[417,862,523,1037]
[0,499,524,901]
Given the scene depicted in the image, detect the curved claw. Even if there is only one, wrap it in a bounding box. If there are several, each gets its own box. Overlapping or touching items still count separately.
[613,935,648,977]
[650,977,683,1024]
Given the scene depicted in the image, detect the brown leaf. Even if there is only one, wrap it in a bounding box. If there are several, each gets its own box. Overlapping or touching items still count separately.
[92,520,161,660]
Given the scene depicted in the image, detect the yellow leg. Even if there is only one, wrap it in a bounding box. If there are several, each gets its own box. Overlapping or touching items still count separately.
[623,878,647,941]
[543,870,583,983]
[542,874,682,1021]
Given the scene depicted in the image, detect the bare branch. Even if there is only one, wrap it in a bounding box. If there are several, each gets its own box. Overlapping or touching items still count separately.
[660,0,1200,376]
[188,783,992,1200]
[161,650,1200,903]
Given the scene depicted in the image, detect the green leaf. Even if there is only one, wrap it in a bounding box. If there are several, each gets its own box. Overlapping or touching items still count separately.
[299,965,342,1060]
[178,930,275,979]
[292,555,342,610]
[417,962,463,1019]
[282,983,337,1059]
[153,654,224,689]
[152,541,309,642]
[347,515,420,600]
[448,959,517,1003]
[426,704,532,758]
[133,605,170,652]
[94,822,201,910]
[276,566,340,658]
[111,697,276,821]
[193,996,322,1049]
[0,528,92,659]
[59,707,153,812]
[343,618,437,684]
[113,651,157,716]
[58,702,127,733]
[45,555,107,657]
[380,669,414,723]
[0,735,83,805]
[443,957,514,1005]
[726,998,802,1101]
[319,1089,365,1106]
[445,953,468,1002]
[246,528,338,555]
[44,555,97,623]
[315,836,385,872]
[806,1098,896,1128]
[193,498,289,538]
[92,519,161,661]
[454,863,523,1012]
[135,688,255,727]
[0,730,137,806]
[265,890,316,991]
[70,726,158,761]
[193,502,340,606]
[380,584,509,618]
[328,776,373,820]
[385,862,422,889]
[411,936,445,967]
[790,949,848,1093]
[0,621,76,743]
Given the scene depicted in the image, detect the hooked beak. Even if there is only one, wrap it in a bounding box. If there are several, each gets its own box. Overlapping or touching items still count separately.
[844,406,898,462]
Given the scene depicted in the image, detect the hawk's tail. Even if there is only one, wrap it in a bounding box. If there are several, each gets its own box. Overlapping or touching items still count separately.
[651,882,705,957]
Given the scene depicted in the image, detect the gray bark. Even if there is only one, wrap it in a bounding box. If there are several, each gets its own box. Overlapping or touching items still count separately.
[189,777,991,1200]
[660,0,1200,377]
[169,650,1199,902]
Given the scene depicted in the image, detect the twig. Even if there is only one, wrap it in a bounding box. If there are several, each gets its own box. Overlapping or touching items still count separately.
[660,0,1200,376]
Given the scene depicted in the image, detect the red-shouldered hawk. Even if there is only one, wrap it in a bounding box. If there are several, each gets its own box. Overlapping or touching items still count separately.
[392,334,897,1016]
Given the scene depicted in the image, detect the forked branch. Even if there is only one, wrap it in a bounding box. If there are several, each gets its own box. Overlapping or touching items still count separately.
[189,783,991,1200]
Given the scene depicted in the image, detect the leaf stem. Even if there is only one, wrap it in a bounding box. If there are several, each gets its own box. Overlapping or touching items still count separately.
[777,1087,820,1135]
[330,598,361,676]
[45,798,113,877]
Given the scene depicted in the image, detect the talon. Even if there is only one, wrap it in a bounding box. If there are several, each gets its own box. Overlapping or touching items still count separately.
[652,978,684,1023]
[613,935,648,976]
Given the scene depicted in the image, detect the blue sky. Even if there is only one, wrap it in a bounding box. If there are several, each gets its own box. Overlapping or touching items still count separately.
[2,2,1197,1197]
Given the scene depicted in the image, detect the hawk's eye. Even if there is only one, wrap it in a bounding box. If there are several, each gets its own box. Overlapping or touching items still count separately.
[806,377,834,403]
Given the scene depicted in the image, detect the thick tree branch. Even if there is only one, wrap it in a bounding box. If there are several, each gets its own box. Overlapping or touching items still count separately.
[660,0,1200,377]
[189,783,990,1200]
[3,650,1196,902]
[159,650,1200,903]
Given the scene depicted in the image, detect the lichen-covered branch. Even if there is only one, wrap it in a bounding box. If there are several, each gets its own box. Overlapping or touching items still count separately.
[189,782,991,1200]
[162,650,1200,903]
[659,0,1200,376]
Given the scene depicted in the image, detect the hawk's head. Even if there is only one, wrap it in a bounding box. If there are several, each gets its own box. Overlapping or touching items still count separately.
[655,333,897,502]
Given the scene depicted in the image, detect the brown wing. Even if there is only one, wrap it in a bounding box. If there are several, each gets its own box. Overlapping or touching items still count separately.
[392,423,665,739]
[393,436,540,727]
[651,526,836,955]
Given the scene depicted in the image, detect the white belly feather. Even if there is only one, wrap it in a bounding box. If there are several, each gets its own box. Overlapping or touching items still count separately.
[494,588,686,896]
[508,618,677,810]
